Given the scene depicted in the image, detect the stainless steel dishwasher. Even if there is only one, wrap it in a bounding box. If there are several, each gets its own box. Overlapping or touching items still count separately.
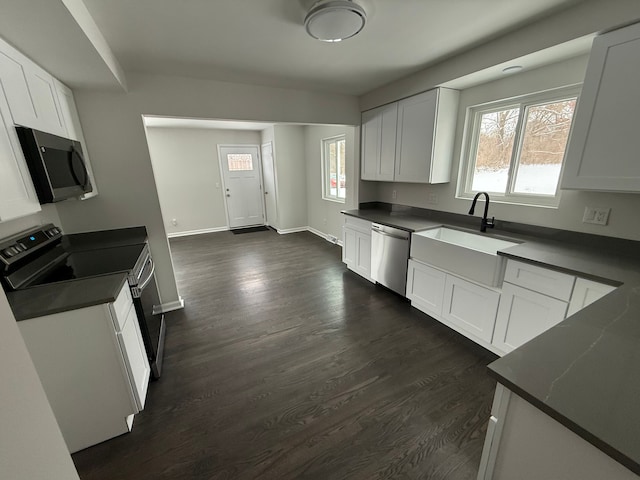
[371,223,410,296]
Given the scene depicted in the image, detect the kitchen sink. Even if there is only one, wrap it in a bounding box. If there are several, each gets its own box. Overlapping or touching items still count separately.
[411,227,521,286]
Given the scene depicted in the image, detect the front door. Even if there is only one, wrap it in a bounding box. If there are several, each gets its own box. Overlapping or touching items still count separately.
[218,145,265,229]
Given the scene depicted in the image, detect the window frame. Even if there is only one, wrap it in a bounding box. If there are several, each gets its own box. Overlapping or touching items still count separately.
[456,85,581,208]
[321,134,346,203]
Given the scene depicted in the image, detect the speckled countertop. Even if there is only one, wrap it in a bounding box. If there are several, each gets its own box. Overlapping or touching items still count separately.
[343,208,640,475]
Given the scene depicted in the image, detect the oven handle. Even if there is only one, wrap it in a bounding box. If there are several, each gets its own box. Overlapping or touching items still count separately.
[131,258,155,298]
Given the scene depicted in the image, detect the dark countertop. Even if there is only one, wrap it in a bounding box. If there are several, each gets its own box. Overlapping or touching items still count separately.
[63,226,148,251]
[343,207,640,475]
[8,273,128,321]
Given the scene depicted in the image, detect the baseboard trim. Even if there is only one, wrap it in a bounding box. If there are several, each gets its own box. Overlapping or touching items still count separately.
[307,226,341,245]
[167,226,228,238]
[154,297,185,314]
[276,227,309,235]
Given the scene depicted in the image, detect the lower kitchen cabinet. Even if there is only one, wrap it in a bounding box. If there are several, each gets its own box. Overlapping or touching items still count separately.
[567,277,617,316]
[18,282,150,453]
[478,386,639,480]
[493,282,568,354]
[406,259,446,317]
[442,275,500,344]
[342,215,373,282]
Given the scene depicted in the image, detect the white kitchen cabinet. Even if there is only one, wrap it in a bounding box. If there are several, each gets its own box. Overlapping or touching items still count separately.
[478,387,639,480]
[504,259,575,301]
[406,259,446,317]
[342,215,373,282]
[567,277,617,317]
[562,22,640,192]
[18,282,150,453]
[54,79,98,199]
[361,103,397,181]
[0,37,66,137]
[360,88,459,184]
[493,282,568,354]
[0,78,41,222]
[441,274,500,344]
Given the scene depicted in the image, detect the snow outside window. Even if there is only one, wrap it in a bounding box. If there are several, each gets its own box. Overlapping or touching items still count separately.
[322,135,346,202]
[457,86,580,207]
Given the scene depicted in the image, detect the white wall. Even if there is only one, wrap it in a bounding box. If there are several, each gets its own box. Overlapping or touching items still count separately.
[371,56,640,241]
[145,127,261,236]
[54,72,360,305]
[304,125,356,240]
[0,205,62,240]
[0,290,80,480]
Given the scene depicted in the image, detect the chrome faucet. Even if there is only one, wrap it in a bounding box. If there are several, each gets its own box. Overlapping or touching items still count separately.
[469,192,495,232]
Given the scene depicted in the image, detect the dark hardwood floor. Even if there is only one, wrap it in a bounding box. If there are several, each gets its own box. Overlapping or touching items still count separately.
[73,229,498,480]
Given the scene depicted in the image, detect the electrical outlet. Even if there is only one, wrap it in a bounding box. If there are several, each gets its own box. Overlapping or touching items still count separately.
[427,193,438,205]
[392,190,397,200]
[582,207,610,225]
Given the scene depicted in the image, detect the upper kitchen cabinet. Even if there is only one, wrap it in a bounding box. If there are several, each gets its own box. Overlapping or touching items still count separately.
[0,38,67,137]
[360,88,459,184]
[0,81,41,222]
[562,22,640,192]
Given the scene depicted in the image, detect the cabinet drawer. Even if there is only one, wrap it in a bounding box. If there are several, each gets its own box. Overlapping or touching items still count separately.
[504,260,575,301]
[343,215,372,234]
[111,282,133,331]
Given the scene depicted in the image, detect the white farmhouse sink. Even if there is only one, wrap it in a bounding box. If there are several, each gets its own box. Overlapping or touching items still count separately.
[411,227,520,286]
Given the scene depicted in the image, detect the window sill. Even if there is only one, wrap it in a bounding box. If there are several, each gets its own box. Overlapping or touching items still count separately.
[456,193,560,209]
[322,197,346,204]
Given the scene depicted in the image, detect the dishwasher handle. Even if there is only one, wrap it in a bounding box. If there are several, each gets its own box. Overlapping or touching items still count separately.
[373,230,409,241]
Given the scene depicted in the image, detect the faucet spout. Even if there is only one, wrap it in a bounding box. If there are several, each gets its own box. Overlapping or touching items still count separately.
[469,192,495,232]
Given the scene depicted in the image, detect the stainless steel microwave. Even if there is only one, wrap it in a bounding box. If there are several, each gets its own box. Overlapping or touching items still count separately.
[16,126,92,204]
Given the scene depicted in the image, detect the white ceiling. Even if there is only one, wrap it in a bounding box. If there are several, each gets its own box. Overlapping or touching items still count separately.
[0,0,589,95]
[79,0,583,95]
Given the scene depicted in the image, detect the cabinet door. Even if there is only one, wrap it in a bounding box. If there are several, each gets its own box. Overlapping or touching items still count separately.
[23,62,66,136]
[360,104,397,181]
[562,22,640,192]
[117,306,150,411]
[442,275,500,343]
[0,47,37,125]
[0,86,41,222]
[354,231,372,279]
[394,90,437,183]
[567,278,616,317]
[342,227,357,267]
[406,260,446,317]
[493,282,568,354]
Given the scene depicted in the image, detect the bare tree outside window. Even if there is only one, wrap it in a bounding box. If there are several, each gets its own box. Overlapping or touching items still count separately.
[462,87,579,205]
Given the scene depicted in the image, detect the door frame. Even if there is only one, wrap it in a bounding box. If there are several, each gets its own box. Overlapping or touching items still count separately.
[261,141,279,228]
[217,144,266,229]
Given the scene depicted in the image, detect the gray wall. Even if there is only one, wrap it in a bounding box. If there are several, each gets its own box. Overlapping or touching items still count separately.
[0,290,80,480]
[370,56,640,241]
[145,127,261,236]
[304,125,357,241]
[53,72,360,305]
[272,125,307,231]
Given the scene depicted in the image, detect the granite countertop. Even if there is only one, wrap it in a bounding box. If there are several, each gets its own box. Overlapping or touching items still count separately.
[8,273,129,321]
[343,207,640,475]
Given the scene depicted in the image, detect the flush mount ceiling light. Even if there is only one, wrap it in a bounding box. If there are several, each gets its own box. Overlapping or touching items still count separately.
[502,65,524,74]
[304,0,367,42]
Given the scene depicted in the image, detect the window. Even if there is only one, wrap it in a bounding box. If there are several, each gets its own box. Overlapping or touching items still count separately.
[322,135,346,202]
[227,153,253,171]
[458,86,579,206]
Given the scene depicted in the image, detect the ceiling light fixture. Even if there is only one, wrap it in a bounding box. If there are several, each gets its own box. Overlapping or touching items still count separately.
[304,0,367,43]
[502,65,524,74]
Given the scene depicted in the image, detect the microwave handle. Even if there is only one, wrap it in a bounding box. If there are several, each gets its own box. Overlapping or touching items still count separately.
[69,146,89,190]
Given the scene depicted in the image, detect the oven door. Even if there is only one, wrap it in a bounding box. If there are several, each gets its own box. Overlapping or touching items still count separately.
[131,254,165,379]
